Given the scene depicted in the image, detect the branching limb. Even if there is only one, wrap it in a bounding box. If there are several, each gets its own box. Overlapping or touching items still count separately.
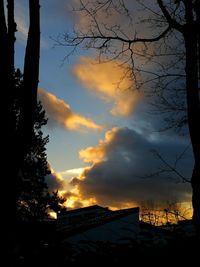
[150,148,191,183]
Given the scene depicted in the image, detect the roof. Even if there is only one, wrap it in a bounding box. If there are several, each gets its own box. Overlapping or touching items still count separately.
[57,206,139,238]
[58,205,108,216]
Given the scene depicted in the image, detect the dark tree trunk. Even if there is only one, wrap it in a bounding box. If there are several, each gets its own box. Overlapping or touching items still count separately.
[184,1,200,236]
[6,0,17,188]
[1,0,19,260]
[1,0,41,260]
[18,0,40,159]
[191,164,200,236]
[1,0,17,220]
[7,0,15,77]
[0,0,7,79]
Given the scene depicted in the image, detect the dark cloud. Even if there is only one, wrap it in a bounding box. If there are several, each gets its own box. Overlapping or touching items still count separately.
[72,127,193,207]
[45,172,64,192]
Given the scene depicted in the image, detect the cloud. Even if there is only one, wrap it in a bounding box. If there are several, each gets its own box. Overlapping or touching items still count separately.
[45,168,64,192]
[38,88,103,131]
[58,167,86,177]
[70,127,193,208]
[73,57,141,117]
[45,166,97,209]
[44,168,93,210]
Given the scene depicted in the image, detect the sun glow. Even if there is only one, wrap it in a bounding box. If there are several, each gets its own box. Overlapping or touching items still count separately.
[65,194,97,209]
[49,211,57,219]
[140,202,193,226]
[56,186,97,210]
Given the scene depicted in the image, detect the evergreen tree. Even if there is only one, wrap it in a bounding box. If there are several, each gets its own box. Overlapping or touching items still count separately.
[14,70,66,221]
[17,101,50,220]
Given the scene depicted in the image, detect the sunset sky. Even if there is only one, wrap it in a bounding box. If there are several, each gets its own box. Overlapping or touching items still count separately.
[14,0,193,210]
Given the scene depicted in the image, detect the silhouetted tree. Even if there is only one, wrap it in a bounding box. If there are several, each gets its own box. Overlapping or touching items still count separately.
[17,103,67,221]
[60,0,200,235]
[13,71,66,220]
[1,0,18,223]
[0,0,40,218]
[48,190,67,215]
[17,100,50,220]
[0,0,41,260]
[18,0,40,159]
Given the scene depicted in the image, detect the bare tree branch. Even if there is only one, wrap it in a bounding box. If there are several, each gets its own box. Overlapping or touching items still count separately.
[157,0,184,32]
[150,148,191,183]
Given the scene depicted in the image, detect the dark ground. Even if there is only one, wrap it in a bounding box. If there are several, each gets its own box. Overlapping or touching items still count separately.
[4,220,199,266]
[12,233,199,266]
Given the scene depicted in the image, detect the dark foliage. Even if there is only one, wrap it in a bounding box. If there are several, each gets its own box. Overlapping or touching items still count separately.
[12,70,66,221]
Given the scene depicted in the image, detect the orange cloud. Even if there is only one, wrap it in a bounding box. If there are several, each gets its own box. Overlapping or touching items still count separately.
[38,88,103,131]
[64,185,97,209]
[73,57,141,117]
[79,127,118,163]
[79,145,106,164]
[55,168,97,210]
[45,165,97,210]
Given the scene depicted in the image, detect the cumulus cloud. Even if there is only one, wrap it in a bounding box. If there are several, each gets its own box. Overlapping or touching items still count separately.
[70,127,193,208]
[45,168,64,192]
[38,88,103,131]
[73,57,141,117]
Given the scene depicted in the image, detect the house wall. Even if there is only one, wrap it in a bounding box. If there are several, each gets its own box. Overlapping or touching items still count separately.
[64,212,139,244]
[58,207,107,229]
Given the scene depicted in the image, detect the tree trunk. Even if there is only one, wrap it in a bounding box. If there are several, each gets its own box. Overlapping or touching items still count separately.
[184,2,200,236]
[0,0,7,79]
[1,0,17,219]
[6,0,17,187]
[18,0,40,160]
[0,0,20,260]
[7,0,15,77]
[1,0,41,260]
[191,164,200,236]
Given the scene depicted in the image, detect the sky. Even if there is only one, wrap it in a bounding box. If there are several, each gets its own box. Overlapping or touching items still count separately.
[13,0,193,211]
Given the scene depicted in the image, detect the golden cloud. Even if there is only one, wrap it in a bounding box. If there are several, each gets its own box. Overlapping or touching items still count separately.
[46,165,98,210]
[56,168,97,210]
[63,185,97,209]
[79,146,106,164]
[79,127,119,164]
[73,57,141,117]
[38,88,103,131]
